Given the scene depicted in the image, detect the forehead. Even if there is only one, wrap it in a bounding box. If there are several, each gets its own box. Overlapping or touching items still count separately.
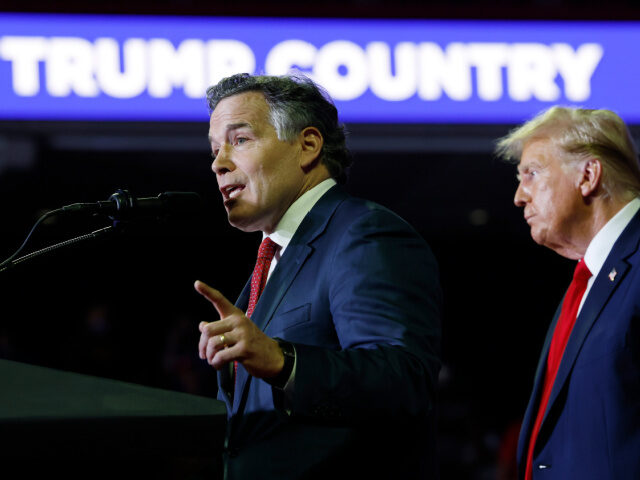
[209,91,271,135]
[518,138,564,171]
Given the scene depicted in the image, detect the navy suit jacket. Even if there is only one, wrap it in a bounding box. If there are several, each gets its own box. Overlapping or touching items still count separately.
[217,186,442,479]
[517,209,640,479]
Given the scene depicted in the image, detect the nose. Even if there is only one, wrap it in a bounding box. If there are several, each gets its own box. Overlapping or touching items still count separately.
[514,181,528,207]
[211,144,234,176]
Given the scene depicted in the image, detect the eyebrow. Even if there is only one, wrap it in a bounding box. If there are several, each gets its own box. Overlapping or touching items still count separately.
[208,122,252,144]
[517,160,539,172]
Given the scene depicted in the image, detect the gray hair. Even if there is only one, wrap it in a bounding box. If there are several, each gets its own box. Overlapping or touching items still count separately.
[206,73,352,184]
[495,106,640,199]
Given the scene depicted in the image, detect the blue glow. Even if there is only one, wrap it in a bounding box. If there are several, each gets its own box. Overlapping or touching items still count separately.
[0,13,638,124]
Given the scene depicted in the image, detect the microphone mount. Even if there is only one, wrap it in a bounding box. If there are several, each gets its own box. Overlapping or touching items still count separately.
[61,189,202,221]
[0,189,202,273]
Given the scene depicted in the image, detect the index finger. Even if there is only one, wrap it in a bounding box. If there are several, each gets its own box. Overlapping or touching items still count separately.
[194,280,238,319]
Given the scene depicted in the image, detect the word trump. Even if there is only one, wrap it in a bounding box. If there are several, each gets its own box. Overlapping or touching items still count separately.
[0,36,602,103]
[0,36,255,98]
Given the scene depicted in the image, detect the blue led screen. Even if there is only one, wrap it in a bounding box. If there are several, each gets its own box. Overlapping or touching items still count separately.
[0,14,638,123]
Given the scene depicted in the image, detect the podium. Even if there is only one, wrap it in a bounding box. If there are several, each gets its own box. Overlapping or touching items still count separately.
[0,359,226,479]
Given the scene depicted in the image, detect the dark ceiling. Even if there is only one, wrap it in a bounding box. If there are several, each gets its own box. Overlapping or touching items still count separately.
[3,0,640,20]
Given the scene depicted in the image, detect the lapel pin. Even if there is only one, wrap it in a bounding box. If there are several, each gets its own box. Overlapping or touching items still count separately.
[608,268,617,282]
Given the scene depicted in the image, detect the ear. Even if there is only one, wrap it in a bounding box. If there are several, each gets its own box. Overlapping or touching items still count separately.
[298,127,324,171]
[579,158,602,198]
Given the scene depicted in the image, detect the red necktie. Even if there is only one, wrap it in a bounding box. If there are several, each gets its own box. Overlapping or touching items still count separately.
[524,259,592,479]
[233,237,279,387]
[246,237,279,318]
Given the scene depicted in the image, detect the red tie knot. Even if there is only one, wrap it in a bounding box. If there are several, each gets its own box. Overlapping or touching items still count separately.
[574,259,592,284]
[258,237,279,261]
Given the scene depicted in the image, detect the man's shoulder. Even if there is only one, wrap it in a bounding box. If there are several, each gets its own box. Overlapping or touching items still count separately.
[331,190,418,232]
[317,186,411,224]
[295,186,426,249]
[605,206,640,264]
[310,189,427,255]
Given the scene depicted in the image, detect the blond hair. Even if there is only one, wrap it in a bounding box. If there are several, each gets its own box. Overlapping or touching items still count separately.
[496,106,640,199]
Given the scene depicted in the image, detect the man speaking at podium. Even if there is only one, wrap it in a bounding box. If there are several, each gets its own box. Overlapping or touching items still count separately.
[194,73,441,479]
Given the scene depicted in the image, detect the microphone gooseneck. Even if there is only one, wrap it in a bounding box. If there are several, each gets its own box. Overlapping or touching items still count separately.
[0,190,202,272]
[61,189,202,220]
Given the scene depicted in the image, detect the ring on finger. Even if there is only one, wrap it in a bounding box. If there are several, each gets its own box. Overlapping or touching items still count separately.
[219,334,228,348]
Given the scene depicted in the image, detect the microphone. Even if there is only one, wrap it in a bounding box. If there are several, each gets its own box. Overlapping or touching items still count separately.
[61,189,202,220]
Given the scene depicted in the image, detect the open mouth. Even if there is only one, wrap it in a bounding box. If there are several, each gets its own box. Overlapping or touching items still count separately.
[221,184,245,200]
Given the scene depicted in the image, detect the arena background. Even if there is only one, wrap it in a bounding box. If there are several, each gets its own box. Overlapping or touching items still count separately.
[1,2,639,478]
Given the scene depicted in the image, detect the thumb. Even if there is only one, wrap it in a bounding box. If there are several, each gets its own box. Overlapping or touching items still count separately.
[194,280,238,318]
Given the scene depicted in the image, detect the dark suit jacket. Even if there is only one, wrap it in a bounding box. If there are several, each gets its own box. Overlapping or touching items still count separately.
[217,186,442,479]
[517,209,640,479]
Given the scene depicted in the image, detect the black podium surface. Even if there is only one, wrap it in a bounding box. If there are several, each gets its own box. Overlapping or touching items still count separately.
[0,359,226,478]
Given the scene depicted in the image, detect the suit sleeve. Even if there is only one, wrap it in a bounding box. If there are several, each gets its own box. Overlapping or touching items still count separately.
[287,206,442,423]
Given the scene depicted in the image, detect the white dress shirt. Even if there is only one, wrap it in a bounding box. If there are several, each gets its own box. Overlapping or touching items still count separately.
[264,177,337,279]
[579,197,640,313]
[258,177,337,395]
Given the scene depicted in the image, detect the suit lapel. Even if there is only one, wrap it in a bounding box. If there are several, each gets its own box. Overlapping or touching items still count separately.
[232,186,346,409]
[252,186,345,333]
[517,300,563,465]
[518,210,640,468]
[250,241,313,333]
[543,262,629,416]
[214,279,251,408]
[539,211,640,435]
[235,277,251,313]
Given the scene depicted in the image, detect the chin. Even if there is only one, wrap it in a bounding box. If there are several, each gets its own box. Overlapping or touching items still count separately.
[530,229,554,252]
[228,218,257,232]
[529,228,544,246]
[228,212,263,233]
[227,211,248,230]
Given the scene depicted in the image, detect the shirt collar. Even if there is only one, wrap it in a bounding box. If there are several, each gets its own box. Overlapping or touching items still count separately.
[583,197,640,278]
[264,178,337,253]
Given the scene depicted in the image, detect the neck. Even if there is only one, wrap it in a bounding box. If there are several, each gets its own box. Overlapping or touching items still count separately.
[262,169,332,235]
[301,165,332,194]
[567,194,630,259]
